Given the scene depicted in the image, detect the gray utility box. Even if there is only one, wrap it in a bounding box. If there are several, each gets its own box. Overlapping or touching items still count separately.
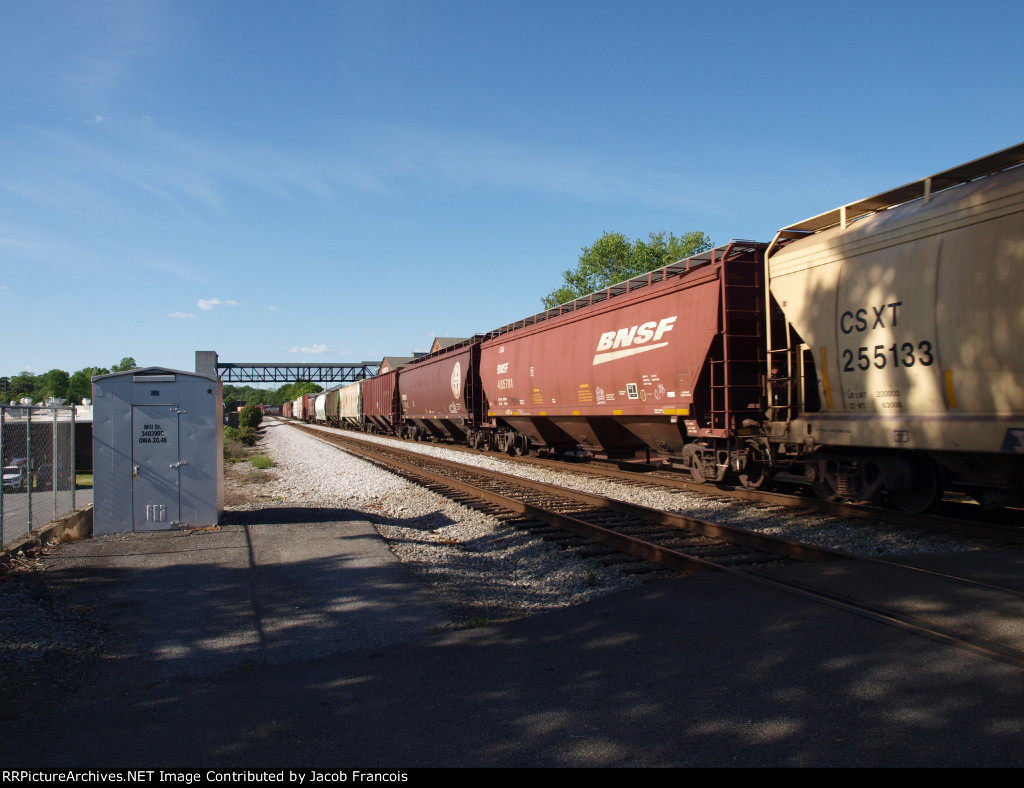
[92,367,223,536]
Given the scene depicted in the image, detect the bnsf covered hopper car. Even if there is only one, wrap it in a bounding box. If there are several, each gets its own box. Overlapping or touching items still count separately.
[474,241,766,478]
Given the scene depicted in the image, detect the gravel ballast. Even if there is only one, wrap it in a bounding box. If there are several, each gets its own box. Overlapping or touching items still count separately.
[290,420,996,557]
[238,419,646,624]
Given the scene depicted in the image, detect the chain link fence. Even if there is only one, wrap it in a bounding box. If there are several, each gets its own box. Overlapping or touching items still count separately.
[1,405,77,548]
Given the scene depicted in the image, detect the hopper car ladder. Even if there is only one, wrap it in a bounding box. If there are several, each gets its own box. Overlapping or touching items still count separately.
[705,244,767,434]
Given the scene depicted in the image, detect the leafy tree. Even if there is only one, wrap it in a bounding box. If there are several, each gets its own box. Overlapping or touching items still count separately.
[67,366,109,404]
[39,369,70,401]
[8,371,39,402]
[112,357,138,372]
[222,384,265,409]
[269,381,322,406]
[542,230,714,308]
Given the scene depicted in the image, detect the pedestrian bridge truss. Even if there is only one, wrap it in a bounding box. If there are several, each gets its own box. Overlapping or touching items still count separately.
[215,363,380,384]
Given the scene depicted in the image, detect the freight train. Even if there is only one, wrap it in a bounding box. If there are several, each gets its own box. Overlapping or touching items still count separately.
[287,143,1024,513]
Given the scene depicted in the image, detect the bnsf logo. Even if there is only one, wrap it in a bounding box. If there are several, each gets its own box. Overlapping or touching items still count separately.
[593,316,677,366]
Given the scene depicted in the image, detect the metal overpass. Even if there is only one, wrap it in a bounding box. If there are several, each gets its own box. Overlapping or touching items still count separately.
[196,352,379,384]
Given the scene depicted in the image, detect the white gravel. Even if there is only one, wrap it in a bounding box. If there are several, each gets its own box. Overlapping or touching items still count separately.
[287,420,996,558]
[250,420,646,624]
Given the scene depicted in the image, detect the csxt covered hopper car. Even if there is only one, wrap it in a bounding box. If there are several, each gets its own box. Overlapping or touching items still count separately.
[762,143,1024,511]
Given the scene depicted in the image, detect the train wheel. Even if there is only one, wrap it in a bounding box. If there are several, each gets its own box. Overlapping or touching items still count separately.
[809,460,840,502]
[738,439,772,490]
[811,478,840,503]
[890,452,942,514]
[681,444,708,484]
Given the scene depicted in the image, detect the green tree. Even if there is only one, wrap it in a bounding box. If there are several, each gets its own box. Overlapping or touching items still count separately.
[67,366,109,404]
[8,371,40,402]
[542,230,714,309]
[271,381,322,405]
[39,369,70,401]
[112,357,138,372]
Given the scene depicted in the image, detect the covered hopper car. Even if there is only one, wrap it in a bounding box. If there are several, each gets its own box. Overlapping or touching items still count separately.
[279,143,1024,512]
[762,144,1024,511]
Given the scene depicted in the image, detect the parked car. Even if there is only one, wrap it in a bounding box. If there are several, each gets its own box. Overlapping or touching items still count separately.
[35,462,70,491]
[2,459,28,492]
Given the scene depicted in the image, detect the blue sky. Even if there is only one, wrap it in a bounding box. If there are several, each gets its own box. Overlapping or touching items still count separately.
[2,0,1022,383]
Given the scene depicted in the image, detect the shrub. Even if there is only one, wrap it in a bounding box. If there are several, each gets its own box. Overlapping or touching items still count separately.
[238,404,263,430]
[235,426,259,446]
[250,454,275,469]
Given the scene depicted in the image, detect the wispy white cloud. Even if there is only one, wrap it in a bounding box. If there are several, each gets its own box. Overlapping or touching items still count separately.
[0,225,100,274]
[6,116,715,230]
[140,258,205,283]
[289,344,329,354]
[166,312,196,319]
[356,123,714,212]
[197,298,239,311]
[268,305,277,311]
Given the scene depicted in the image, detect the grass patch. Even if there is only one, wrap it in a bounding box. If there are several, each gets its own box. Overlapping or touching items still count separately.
[250,454,275,470]
[224,437,249,463]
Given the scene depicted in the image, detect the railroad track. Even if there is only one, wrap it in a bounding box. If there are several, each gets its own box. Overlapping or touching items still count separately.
[288,420,1024,671]
[296,425,850,573]
[305,421,1024,544]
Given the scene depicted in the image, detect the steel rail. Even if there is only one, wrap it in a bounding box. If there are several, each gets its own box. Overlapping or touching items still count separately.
[302,427,850,567]
[301,428,825,572]
[314,423,1024,543]
[290,421,1024,671]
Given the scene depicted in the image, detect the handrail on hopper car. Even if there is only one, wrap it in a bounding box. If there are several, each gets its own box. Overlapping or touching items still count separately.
[765,140,1024,253]
[486,240,767,339]
[761,140,1024,405]
[402,334,491,366]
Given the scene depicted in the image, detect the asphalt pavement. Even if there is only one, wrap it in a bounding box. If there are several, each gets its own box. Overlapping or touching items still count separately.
[4,510,1024,768]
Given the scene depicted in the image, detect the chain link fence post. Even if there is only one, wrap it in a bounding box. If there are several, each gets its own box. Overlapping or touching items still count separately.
[71,405,77,512]
[26,409,32,534]
[0,406,5,546]
[1,404,79,549]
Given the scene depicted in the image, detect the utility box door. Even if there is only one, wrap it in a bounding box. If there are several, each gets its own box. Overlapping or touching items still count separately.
[132,405,180,530]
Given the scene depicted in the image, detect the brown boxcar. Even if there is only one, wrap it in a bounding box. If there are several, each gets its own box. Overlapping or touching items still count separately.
[479,242,767,472]
[399,340,482,442]
[301,392,318,424]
